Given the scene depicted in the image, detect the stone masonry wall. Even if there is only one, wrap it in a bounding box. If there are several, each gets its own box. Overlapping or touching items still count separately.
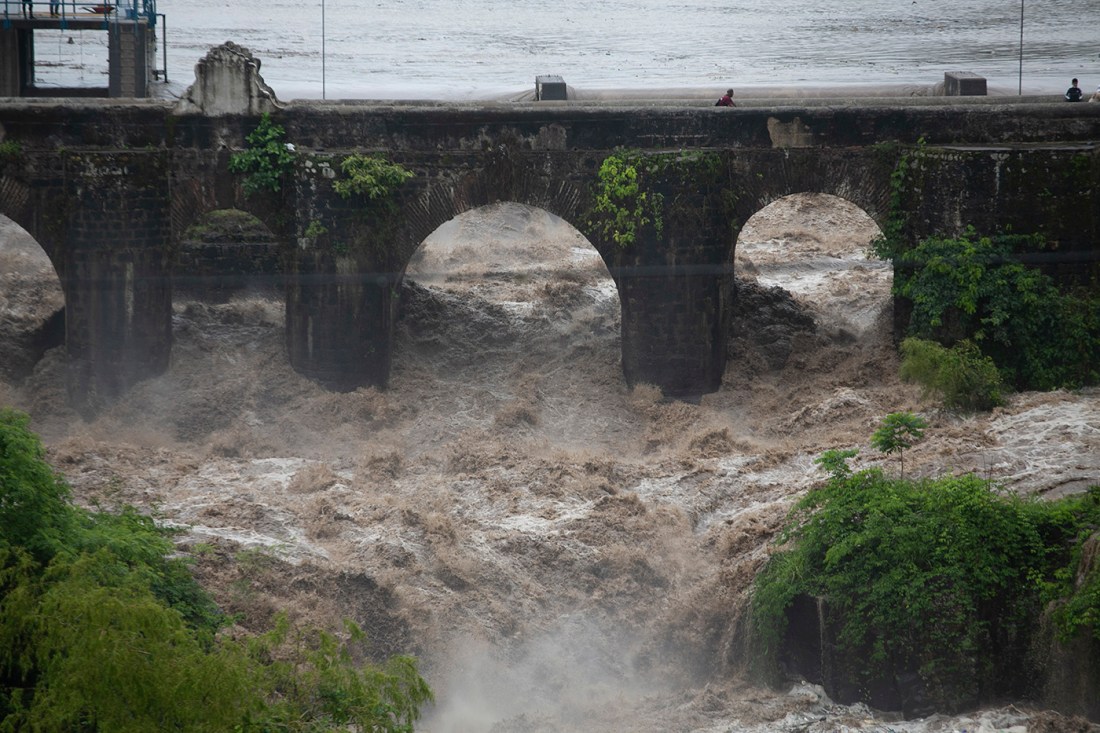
[0,98,1097,403]
[57,150,173,413]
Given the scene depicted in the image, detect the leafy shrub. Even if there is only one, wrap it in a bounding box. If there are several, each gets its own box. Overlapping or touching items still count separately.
[899,337,1004,411]
[589,150,664,248]
[246,614,433,733]
[892,228,1100,391]
[0,410,75,562]
[305,219,329,240]
[813,448,858,480]
[1054,562,1100,641]
[228,113,297,195]
[332,154,414,201]
[0,140,21,160]
[1,548,256,731]
[751,464,1100,710]
[0,408,432,732]
[1045,487,1100,644]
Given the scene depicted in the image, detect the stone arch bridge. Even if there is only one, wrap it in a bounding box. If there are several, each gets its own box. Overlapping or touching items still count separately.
[1,70,1098,411]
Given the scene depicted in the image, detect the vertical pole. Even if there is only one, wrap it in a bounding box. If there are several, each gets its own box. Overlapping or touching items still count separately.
[1018,0,1023,95]
[159,12,166,81]
[321,0,326,99]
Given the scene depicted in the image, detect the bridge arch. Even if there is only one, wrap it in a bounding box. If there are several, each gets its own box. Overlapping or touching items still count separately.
[282,153,612,394]
[396,201,621,423]
[726,150,895,248]
[734,192,890,339]
[0,213,65,387]
[394,163,599,268]
[1,162,178,412]
[0,176,44,253]
[173,208,284,302]
[3,97,1097,409]
[168,166,294,260]
[403,200,610,295]
[725,192,895,396]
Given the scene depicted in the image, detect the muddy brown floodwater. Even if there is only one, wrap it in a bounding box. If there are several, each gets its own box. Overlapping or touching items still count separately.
[1,194,1097,732]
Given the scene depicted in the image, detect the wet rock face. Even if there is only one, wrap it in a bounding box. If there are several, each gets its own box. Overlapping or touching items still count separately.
[1041,532,1100,722]
[780,594,964,719]
[727,278,816,372]
[781,569,1100,723]
[0,308,64,383]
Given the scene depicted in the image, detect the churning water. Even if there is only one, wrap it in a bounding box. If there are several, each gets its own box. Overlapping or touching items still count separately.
[6,1,1100,729]
[25,0,1100,99]
[3,191,1098,731]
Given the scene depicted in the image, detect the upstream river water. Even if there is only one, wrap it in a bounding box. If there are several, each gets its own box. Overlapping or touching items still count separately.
[27,0,1100,100]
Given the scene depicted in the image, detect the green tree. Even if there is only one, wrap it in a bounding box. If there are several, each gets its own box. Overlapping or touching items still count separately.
[751,462,1100,711]
[813,448,858,480]
[891,228,1100,391]
[0,408,432,732]
[0,410,75,562]
[871,412,927,479]
[3,550,256,732]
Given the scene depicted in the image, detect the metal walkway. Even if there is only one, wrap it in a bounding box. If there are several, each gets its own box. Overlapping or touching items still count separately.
[2,0,156,26]
[0,0,165,96]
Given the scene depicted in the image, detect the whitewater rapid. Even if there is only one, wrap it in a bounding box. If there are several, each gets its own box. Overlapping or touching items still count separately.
[1,197,1098,731]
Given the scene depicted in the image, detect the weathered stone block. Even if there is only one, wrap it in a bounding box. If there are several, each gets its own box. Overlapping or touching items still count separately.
[174,41,281,116]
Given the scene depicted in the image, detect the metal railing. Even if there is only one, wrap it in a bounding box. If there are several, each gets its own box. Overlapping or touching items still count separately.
[2,0,157,26]
[152,11,166,81]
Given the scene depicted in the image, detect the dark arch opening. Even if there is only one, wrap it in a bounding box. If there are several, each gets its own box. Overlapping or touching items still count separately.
[174,208,283,304]
[170,207,285,358]
[161,208,286,442]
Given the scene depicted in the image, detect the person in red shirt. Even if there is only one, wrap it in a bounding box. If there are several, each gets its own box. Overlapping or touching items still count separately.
[716,89,735,107]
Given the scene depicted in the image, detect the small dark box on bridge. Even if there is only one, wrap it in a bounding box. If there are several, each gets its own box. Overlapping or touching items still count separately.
[536,75,567,101]
[944,71,987,96]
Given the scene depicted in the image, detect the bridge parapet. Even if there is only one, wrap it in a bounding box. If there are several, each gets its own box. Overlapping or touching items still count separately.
[4,91,1100,154]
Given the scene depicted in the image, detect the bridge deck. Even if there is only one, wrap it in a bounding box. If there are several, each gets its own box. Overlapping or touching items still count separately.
[1,0,150,27]
[2,15,137,29]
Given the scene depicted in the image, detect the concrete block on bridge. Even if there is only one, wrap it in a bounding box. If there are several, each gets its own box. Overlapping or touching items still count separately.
[536,75,567,101]
[943,71,987,96]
